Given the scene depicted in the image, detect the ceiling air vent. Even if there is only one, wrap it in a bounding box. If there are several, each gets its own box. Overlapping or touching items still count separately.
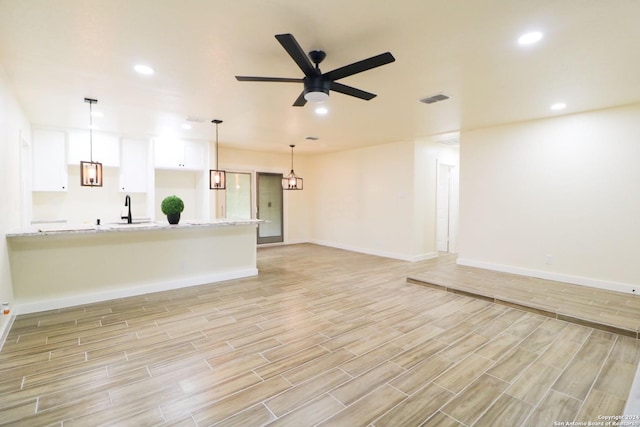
[437,138,459,146]
[420,93,450,104]
[435,133,460,147]
[305,136,319,141]
[186,116,207,123]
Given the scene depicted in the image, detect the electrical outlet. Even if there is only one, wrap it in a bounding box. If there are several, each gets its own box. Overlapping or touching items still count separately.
[545,254,553,265]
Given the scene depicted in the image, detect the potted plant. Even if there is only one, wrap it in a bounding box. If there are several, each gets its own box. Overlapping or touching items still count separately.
[161,195,184,224]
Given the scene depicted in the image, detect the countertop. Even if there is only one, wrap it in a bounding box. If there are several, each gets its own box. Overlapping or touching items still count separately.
[6,218,265,238]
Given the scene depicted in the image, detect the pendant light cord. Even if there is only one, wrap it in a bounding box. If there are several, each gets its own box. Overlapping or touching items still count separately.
[89,101,93,162]
[212,119,223,170]
[84,97,97,162]
[215,122,219,169]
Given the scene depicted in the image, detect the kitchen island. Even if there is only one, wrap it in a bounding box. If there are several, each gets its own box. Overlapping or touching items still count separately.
[6,219,263,314]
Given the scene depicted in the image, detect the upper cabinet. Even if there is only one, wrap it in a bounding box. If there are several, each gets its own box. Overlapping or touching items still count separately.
[154,138,205,170]
[32,129,68,192]
[183,140,205,170]
[67,131,120,167]
[119,139,149,193]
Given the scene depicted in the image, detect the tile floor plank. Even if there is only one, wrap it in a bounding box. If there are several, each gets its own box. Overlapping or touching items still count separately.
[373,382,453,427]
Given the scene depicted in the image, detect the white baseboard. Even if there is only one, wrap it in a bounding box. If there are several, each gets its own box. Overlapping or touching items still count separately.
[310,239,437,262]
[456,257,636,294]
[284,239,307,245]
[257,239,308,248]
[14,268,258,315]
[0,314,16,351]
[412,252,439,262]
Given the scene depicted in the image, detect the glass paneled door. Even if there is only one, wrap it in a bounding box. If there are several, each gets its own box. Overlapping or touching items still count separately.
[224,172,252,219]
[256,172,283,244]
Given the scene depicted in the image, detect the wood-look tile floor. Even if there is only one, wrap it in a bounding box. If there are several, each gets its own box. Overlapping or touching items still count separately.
[408,261,640,337]
[1,243,639,426]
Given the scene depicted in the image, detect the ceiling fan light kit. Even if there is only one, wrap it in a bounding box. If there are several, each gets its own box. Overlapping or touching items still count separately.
[236,33,395,107]
[303,78,329,103]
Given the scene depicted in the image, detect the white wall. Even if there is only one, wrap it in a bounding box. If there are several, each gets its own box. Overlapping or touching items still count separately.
[458,103,640,292]
[308,140,429,261]
[0,67,30,341]
[154,170,200,221]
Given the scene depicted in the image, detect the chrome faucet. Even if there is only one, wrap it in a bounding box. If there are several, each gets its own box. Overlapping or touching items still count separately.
[121,195,132,224]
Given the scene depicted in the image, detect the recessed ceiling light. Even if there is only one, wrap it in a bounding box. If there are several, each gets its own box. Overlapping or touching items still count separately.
[550,102,566,111]
[134,64,155,75]
[518,31,543,45]
[315,106,328,115]
[181,123,192,130]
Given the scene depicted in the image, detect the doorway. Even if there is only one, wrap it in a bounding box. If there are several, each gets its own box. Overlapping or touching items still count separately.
[436,163,459,253]
[256,172,283,244]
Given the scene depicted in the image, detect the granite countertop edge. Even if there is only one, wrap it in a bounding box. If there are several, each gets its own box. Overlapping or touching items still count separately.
[6,219,266,238]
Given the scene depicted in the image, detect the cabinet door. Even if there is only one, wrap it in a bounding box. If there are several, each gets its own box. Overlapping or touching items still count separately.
[154,137,185,169]
[119,139,148,192]
[32,129,68,191]
[67,131,120,167]
[183,140,205,170]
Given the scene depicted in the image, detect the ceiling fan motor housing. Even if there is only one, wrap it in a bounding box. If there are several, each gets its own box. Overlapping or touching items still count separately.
[303,75,330,101]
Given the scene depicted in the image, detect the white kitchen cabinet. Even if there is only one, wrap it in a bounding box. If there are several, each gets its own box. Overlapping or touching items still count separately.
[183,140,205,170]
[67,130,120,167]
[119,138,149,192]
[32,129,68,192]
[154,138,205,170]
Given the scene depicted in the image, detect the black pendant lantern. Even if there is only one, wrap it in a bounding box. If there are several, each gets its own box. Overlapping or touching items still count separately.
[282,144,303,190]
[80,98,103,187]
[209,119,226,190]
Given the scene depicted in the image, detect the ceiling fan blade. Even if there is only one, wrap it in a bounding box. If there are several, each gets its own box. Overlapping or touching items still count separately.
[235,76,303,83]
[323,52,395,81]
[275,33,317,77]
[292,91,307,107]
[330,82,376,100]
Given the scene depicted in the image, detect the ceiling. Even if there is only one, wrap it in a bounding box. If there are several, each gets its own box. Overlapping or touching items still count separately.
[1,0,639,155]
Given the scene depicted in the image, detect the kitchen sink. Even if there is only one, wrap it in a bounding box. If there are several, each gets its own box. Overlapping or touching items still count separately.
[106,221,160,229]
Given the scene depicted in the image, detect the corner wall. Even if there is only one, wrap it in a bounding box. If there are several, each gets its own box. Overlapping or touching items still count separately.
[0,67,30,343]
[308,140,432,261]
[458,103,640,292]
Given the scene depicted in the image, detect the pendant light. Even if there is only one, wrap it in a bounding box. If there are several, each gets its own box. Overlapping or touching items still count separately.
[80,97,103,187]
[209,119,226,190]
[282,144,303,190]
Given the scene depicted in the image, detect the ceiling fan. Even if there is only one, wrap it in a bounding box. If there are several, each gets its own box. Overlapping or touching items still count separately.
[235,33,395,106]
